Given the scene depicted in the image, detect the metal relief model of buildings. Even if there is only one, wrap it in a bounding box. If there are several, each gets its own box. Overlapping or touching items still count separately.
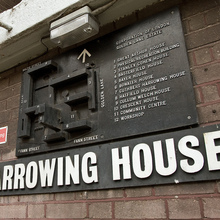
[17,8,198,156]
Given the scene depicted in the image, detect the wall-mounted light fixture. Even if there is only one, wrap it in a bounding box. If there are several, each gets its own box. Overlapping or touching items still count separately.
[50,6,99,48]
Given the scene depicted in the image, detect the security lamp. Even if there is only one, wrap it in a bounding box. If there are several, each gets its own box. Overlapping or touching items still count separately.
[50,6,99,48]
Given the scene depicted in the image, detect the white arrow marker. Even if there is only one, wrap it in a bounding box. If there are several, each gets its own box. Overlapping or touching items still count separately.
[77,49,91,63]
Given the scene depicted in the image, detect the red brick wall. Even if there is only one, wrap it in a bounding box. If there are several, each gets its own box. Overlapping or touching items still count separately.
[182,0,220,126]
[0,0,219,219]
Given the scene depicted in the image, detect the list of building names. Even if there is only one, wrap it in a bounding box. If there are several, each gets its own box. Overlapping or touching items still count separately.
[113,40,186,122]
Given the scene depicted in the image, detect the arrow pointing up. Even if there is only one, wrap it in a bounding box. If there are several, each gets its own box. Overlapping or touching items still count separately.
[77,49,91,63]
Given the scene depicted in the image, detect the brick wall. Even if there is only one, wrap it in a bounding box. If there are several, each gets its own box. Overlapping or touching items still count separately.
[0,0,219,219]
[182,0,220,126]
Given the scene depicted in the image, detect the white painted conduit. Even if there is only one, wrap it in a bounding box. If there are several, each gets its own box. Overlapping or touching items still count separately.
[0,21,12,31]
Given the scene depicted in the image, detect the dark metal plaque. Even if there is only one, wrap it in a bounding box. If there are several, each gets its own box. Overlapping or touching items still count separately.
[4,124,220,195]
[17,8,198,156]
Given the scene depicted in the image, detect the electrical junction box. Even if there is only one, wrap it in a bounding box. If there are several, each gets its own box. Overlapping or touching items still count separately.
[50,6,99,48]
[17,8,198,157]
